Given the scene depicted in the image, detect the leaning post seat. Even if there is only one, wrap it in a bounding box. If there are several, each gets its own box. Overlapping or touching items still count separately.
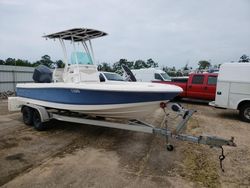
[62,52,100,83]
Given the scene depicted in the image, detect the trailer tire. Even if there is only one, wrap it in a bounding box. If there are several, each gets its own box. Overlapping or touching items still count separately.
[166,144,174,151]
[239,103,250,123]
[22,106,33,126]
[33,110,47,131]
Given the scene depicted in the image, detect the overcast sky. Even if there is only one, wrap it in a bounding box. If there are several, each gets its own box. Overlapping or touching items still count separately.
[0,0,249,68]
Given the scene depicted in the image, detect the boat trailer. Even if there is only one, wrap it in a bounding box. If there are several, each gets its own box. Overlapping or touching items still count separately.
[8,97,236,171]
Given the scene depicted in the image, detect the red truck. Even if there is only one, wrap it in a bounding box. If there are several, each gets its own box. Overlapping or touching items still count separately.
[153,73,218,101]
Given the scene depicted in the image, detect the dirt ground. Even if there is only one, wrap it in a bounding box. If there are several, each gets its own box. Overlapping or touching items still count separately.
[0,99,249,188]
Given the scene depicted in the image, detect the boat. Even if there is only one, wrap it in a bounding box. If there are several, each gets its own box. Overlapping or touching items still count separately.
[16,28,182,119]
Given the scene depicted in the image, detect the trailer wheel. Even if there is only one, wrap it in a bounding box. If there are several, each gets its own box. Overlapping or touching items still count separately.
[22,106,33,126]
[33,110,47,131]
[166,144,174,151]
[239,103,250,123]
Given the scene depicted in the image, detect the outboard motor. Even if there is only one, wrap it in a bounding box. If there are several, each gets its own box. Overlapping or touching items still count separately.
[33,65,52,83]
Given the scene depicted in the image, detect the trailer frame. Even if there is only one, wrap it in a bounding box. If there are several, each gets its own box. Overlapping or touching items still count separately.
[8,96,236,170]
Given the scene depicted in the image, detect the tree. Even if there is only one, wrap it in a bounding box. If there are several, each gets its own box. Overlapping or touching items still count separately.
[239,54,250,62]
[198,60,211,70]
[41,55,53,67]
[183,63,189,71]
[0,56,66,67]
[146,58,158,68]
[166,71,176,77]
[162,66,168,72]
[0,59,5,65]
[15,59,33,67]
[112,59,134,74]
[163,66,177,77]
[213,64,218,69]
[134,60,147,69]
[5,58,16,65]
[34,55,54,68]
[54,60,65,68]
[176,70,183,77]
[97,62,113,72]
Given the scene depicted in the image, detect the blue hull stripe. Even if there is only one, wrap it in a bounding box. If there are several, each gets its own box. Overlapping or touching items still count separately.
[16,88,179,105]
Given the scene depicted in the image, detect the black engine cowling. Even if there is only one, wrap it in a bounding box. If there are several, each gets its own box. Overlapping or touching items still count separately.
[33,65,52,83]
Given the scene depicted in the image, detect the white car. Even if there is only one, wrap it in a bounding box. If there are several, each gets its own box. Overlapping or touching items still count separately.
[99,72,124,82]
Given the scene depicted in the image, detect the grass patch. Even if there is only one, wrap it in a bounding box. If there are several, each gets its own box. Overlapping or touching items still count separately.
[182,145,220,188]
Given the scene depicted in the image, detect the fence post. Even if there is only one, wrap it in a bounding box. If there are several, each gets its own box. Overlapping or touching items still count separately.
[12,70,16,92]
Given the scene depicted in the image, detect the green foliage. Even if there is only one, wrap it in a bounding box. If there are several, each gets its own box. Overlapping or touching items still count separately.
[5,58,16,65]
[198,60,211,70]
[162,66,178,77]
[183,63,189,70]
[134,60,147,69]
[0,55,65,68]
[98,58,159,74]
[112,59,134,74]
[55,60,65,68]
[0,59,4,65]
[0,56,157,72]
[239,54,250,62]
[34,55,54,68]
[146,58,158,68]
[97,62,113,72]
[0,58,34,67]
[1,54,249,74]
[15,59,31,66]
[176,71,183,77]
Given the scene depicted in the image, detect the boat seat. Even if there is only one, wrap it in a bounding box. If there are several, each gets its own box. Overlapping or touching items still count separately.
[78,65,100,82]
[53,68,64,82]
[63,64,99,83]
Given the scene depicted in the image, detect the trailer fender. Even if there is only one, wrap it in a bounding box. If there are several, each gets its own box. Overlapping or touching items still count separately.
[22,104,50,122]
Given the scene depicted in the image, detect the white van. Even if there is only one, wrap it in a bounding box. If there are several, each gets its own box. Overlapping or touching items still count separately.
[131,68,171,82]
[209,63,250,122]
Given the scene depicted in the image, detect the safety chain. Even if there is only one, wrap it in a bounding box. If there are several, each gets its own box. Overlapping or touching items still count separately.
[219,146,226,172]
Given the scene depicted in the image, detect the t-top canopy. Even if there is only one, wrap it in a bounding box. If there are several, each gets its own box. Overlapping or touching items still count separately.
[43,28,107,42]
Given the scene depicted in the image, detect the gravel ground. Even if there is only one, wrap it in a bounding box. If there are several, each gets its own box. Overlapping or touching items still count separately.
[0,99,249,188]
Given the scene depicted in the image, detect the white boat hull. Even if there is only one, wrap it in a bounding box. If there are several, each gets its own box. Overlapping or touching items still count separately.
[15,82,182,119]
[12,97,166,119]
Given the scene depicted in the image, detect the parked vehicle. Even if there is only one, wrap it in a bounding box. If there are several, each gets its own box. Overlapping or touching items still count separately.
[131,68,171,82]
[99,72,124,82]
[209,63,250,122]
[155,73,218,101]
[129,68,217,101]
